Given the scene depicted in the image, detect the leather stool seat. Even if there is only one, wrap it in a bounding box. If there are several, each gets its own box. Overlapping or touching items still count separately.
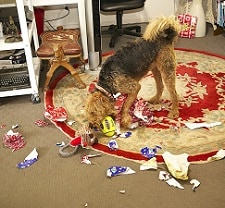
[36,26,86,89]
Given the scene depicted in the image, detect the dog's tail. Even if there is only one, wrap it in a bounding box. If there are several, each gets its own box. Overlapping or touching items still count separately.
[143,16,181,44]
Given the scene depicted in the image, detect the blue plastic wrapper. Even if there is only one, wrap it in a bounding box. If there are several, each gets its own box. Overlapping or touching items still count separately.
[141,146,158,159]
[120,131,132,138]
[107,166,136,177]
[108,139,118,150]
[107,166,128,177]
[17,158,38,169]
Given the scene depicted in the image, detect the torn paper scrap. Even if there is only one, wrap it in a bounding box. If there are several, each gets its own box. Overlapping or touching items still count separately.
[159,171,171,181]
[159,171,184,190]
[25,148,38,160]
[81,155,92,165]
[34,119,49,127]
[0,124,6,129]
[190,179,200,191]
[81,153,102,165]
[119,190,126,194]
[56,141,65,147]
[107,166,135,177]
[12,124,19,129]
[2,129,26,152]
[140,146,161,159]
[86,153,102,158]
[118,131,132,138]
[184,122,222,130]
[166,178,184,190]
[207,149,225,162]
[17,158,38,169]
[108,139,118,150]
[67,120,76,126]
[44,106,67,122]
[140,157,157,170]
[112,131,132,139]
[17,148,38,169]
[162,151,190,180]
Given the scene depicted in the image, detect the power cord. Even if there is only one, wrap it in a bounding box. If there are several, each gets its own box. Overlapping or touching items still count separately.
[44,6,70,30]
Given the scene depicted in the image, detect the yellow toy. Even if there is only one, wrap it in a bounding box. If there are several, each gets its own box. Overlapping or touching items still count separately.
[100,116,116,137]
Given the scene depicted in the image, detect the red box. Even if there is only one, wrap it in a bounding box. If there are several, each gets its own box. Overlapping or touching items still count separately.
[34,8,45,36]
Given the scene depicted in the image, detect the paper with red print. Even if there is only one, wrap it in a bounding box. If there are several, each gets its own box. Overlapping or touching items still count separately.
[2,130,26,152]
[44,105,68,122]
[114,95,154,127]
[34,119,49,127]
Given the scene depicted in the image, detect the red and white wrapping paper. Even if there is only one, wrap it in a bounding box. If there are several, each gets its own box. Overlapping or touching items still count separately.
[44,106,67,122]
[177,14,198,39]
[114,95,154,127]
[2,130,26,152]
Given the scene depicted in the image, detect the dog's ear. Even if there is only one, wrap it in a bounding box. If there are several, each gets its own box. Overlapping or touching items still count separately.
[88,122,94,129]
[161,31,168,38]
[162,27,177,41]
[108,110,116,118]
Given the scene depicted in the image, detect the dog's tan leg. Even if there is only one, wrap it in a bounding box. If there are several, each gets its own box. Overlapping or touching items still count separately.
[165,82,179,118]
[162,70,179,118]
[149,67,164,104]
[121,83,141,128]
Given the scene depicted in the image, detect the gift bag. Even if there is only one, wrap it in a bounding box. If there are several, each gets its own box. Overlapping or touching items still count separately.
[177,14,198,38]
[177,0,198,38]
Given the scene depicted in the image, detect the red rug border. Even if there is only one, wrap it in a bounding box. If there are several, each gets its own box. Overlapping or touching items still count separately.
[44,48,225,163]
[175,47,225,60]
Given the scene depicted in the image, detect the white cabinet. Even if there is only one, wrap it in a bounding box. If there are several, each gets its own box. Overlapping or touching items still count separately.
[0,0,40,103]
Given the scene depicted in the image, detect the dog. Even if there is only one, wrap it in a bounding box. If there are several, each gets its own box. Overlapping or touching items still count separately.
[86,16,181,130]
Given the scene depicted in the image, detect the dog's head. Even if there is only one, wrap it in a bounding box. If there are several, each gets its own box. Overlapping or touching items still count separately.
[85,91,116,130]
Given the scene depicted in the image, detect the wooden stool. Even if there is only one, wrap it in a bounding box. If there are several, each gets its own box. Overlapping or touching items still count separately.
[36,26,86,90]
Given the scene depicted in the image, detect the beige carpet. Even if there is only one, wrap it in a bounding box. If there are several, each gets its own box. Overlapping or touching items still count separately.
[0,24,225,208]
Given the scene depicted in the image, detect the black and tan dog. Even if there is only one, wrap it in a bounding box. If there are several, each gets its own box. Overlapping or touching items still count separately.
[86,16,181,130]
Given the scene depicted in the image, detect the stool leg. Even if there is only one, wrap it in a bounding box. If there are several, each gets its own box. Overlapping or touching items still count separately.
[44,62,60,90]
[60,61,86,89]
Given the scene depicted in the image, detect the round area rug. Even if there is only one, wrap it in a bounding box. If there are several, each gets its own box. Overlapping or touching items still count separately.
[44,49,225,163]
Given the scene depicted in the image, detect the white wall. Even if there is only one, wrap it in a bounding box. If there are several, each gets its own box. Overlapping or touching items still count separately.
[100,0,175,26]
[43,0,175,30]
[43,6,79,30]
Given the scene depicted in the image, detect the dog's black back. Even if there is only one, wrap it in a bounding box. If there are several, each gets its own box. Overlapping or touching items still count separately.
[97,21,179,95]
[98,39,161,94]
[100,39,160,78]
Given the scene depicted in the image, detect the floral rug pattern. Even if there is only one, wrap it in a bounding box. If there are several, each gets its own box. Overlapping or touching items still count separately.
[45,49,225,163]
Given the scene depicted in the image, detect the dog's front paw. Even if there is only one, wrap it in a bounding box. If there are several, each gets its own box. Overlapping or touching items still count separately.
[149,96,161,104]
[121,115,133,129]
[168,110,179,119]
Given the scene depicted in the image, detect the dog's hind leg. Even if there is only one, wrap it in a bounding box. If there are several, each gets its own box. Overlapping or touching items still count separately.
[149,66,164,104]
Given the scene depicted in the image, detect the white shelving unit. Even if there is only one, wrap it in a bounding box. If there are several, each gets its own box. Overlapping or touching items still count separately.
[0,0,41,103]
